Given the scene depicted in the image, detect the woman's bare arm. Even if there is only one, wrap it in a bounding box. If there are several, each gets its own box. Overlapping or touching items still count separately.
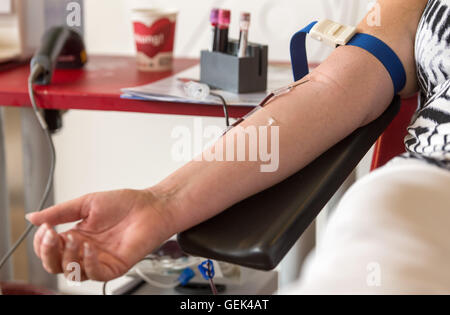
[155,0,428,236]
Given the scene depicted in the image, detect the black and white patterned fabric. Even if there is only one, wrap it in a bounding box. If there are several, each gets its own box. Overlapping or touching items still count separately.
[399,0,450,168]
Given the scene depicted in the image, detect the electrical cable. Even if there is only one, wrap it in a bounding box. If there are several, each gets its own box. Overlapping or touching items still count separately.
[181,80,230,128]
[210,92,230,127]
[135,267,180,289]
[102,256,200,295]
[206,260,218,295]
[102,281,108,295]
[0,64,56,272]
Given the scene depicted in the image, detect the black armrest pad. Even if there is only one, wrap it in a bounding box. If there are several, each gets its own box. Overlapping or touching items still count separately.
[178,97,401,270]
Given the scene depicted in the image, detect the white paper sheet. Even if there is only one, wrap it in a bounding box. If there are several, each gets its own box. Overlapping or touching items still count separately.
[122,64,295,107]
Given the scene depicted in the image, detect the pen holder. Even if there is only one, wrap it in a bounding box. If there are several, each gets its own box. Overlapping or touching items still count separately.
[200,40,268,94]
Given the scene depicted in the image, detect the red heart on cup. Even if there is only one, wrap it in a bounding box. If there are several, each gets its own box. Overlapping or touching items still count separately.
[133,18,175,58]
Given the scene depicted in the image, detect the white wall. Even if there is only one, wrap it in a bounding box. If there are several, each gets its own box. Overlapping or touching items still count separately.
[84,0,371,60]
[55,0,373,294]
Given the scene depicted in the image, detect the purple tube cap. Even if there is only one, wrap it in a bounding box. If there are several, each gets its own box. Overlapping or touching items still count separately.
[210,8,219,24]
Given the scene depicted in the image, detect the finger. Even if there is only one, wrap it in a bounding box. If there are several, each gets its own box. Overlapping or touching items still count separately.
[40,228,64,274]
[26,195,88,226]
[62,233,83,280]
[33,223,49,259]
[83,242,111,282]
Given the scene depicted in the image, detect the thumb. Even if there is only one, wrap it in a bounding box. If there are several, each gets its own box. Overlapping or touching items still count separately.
[26,195,88,226]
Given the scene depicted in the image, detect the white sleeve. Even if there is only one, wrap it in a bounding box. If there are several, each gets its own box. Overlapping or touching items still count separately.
[279,159,450,295]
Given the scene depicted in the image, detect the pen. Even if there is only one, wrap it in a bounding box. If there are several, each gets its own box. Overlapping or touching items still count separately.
[210,8,219,51]
[217,9,231,53]
[238,12,251,58]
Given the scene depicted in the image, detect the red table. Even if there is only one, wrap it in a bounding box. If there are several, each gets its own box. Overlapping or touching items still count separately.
[0,55,253,118]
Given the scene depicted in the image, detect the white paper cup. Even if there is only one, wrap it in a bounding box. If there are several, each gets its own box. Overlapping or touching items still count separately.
[131,8,178,72]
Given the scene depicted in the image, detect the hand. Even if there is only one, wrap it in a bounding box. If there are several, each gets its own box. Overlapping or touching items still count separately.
[26,189,174,282]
